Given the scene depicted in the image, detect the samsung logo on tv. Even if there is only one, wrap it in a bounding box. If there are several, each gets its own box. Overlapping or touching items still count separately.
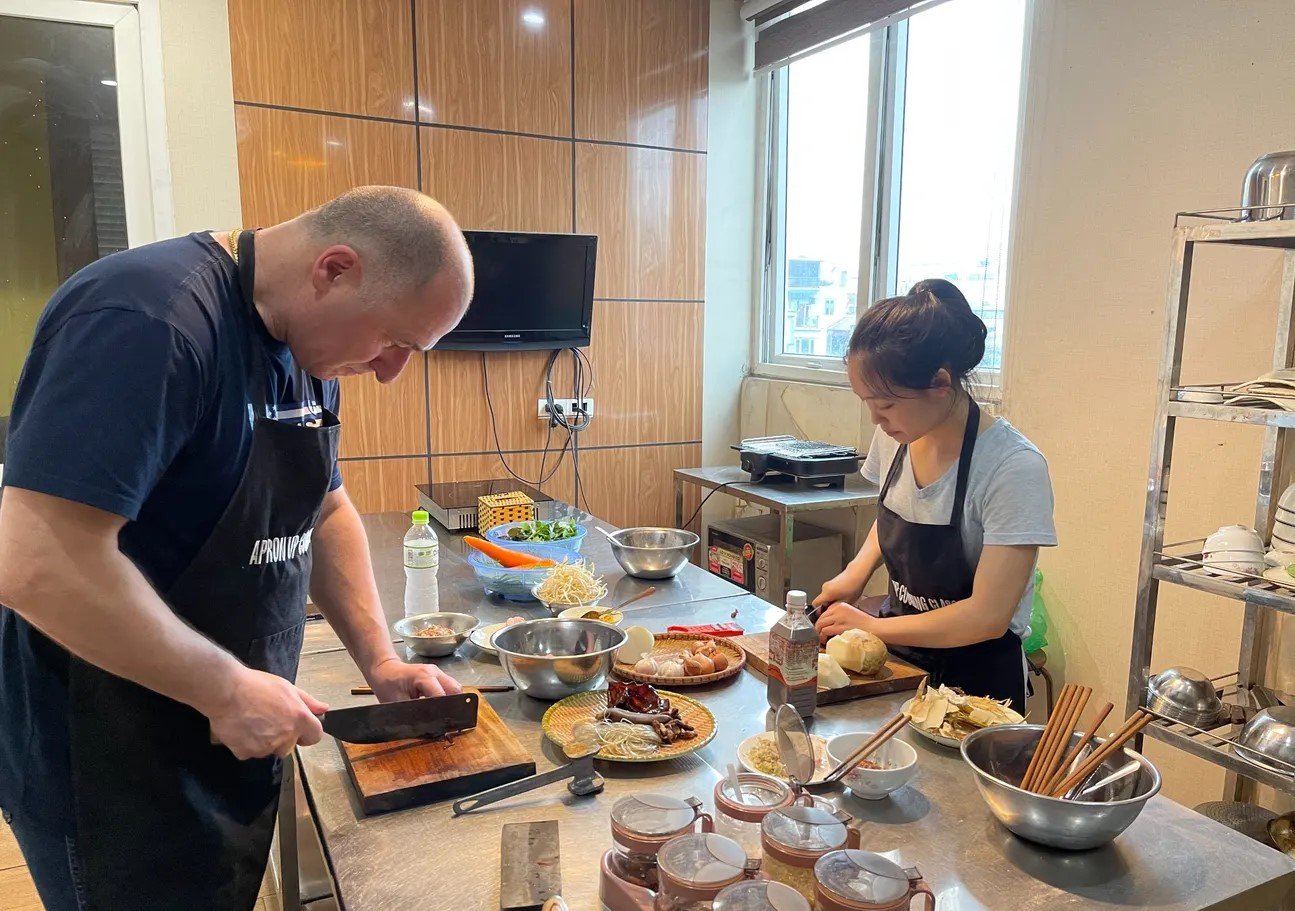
[504,333,522,339]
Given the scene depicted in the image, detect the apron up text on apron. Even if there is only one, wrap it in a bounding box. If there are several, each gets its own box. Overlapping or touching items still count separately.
[876,400,1026,710]
[67,230,341,910]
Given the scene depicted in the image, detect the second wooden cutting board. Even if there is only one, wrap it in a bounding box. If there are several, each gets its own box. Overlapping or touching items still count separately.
[733,632,926,705]
[339,696,534,814]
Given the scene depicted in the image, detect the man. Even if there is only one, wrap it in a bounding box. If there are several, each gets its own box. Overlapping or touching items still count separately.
[0,186,473,910]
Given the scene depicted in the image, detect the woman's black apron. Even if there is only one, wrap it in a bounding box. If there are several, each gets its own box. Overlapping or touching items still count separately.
[876,401,1026,710]
[67,230,340,909]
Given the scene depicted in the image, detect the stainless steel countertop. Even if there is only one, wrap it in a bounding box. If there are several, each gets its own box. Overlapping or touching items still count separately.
[674,465,880,512]
[293,514,1295,911]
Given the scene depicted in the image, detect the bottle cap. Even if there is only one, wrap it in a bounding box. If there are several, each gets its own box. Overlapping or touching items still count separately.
[786,590,807,609]
[411,509,430,525]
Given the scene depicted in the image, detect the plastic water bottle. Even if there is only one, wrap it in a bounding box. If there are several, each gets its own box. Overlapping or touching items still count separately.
[767,590,818,718]
[403,509,439,617]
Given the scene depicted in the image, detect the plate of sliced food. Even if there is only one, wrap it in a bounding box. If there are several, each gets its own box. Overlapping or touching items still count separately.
[542,681,716,762]
[901,679,1025,747]
[613,632,745,686]
[468,616,526,656]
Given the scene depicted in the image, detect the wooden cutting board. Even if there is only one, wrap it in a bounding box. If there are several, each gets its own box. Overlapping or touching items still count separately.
[733,632,926,705]
[339,697,535,814]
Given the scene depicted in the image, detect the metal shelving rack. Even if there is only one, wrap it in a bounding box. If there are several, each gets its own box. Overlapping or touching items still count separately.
[1127,207,1295,799]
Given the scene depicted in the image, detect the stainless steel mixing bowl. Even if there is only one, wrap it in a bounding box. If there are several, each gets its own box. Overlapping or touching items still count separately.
[961,725,1161,850]
[606,527,699,579]
[492,618,628,700]
[1235,706,1295,774]
[393,612,479,658]
[1146,666,1223,726]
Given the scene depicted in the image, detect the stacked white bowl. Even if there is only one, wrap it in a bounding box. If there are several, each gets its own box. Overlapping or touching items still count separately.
[1273,484,1295,550]
[1202,525,1264,580]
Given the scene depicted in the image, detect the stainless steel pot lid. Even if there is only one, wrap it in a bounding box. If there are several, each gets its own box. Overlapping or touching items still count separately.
[774,703,816,786]
[813,850,910,905]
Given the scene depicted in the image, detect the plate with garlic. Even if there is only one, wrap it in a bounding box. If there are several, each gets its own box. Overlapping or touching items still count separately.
[613,631,746,686]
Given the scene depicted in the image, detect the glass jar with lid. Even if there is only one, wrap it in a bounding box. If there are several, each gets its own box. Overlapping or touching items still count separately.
[813,850,933,911]
[655,832,759,911]
[760,805,859,904]
[609,793,712,891]
[714,880,811,911]
[713,773,813,858]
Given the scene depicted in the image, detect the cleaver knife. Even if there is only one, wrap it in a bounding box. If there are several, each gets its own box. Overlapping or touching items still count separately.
[321,692,479,744]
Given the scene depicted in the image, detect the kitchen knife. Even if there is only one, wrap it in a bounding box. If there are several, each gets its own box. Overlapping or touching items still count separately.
[321,692,479,744]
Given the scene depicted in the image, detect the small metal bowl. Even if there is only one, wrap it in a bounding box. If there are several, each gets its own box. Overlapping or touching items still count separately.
[1234,706,1295,775]
[393,612,480,658]
[606,527,699,580]
[1146,667,1223,726]
[493,618,627,700]
[961,725,1161,850]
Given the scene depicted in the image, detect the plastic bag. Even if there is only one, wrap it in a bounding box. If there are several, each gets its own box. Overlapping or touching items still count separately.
[1021,568,1049,654]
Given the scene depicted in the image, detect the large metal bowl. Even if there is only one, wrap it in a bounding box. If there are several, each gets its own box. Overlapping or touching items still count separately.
[961,725,1161,850]
[1235,706,1295,774]
[606,527,699,580]
[1146,666,1223,727]
[393,612,480,658]
[493,618,628,700]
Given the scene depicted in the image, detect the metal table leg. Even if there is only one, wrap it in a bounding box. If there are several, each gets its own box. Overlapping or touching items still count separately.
[278,752,301,911]
[780,508,795,601]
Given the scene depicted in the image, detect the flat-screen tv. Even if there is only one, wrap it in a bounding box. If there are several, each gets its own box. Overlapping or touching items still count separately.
[436,230,597,351]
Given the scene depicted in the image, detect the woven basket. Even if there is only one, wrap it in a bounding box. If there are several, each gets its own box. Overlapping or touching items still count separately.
[613,632,746,686]
[541,689,716,762]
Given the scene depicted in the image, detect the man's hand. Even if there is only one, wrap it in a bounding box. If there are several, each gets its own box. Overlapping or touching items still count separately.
[815,601,878,644]
[366,655,463,701]
[206,666,328,760]
[813,569,866,610]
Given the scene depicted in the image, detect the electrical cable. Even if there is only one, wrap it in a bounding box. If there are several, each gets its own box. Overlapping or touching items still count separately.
[682,482,736,530]
[481,352,570,488]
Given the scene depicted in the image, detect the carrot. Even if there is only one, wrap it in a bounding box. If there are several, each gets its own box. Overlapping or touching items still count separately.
[464,536,556,569]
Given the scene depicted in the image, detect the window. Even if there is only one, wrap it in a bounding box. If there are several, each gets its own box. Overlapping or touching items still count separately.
[759,0,1027,387]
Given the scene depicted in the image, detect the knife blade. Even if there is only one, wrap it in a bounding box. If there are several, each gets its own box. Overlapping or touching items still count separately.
[321,692,479,744]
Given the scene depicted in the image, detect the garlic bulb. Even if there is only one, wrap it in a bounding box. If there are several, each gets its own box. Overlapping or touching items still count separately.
[633,657,660,675]
[657,658,686,678]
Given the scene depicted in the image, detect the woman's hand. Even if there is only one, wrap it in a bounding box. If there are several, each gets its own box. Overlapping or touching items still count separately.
[814,601,879,643]
[813,569,866,610]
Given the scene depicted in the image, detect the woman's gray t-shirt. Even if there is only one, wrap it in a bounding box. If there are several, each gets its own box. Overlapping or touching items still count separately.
[862,417,1057,637]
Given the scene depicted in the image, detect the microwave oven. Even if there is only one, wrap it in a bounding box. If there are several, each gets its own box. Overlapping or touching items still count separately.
[706,514,843,606]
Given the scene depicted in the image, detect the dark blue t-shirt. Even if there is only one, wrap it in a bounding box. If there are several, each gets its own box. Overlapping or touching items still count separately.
[0,232,341,829]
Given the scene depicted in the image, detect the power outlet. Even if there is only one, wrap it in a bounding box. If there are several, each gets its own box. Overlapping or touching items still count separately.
[536,398,595,421]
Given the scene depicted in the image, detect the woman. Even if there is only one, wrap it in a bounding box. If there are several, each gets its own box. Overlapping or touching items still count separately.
[813,279,1055,711]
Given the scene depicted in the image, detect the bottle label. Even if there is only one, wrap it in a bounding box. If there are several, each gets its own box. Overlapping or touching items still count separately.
[404,544,439,569]
[768,632,818,687]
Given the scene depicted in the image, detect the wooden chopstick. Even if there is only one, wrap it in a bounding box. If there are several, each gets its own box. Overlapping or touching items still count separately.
[1021,684,1078,791]
[825,712,908,784]
[1041,701,1113,796]
[1049,710,1152,798]
[1031,687,1090,794]
[349,684,515,696]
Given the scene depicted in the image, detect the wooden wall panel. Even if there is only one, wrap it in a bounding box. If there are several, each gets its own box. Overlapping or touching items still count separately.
[235,106,417,226]
[229,0,415,120]
[339,458,429,514]
[338,358,428,459]
[421,129,572,233]
[575,144,705,300]
[431,452,575,506]
[573,444,702,531]
[574,0,708,151]
[581,302,702,447]
[416,0,571,135]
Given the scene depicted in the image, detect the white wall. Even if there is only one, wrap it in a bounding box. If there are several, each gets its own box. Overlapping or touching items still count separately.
[154,0,241,233]
[702,0,759,523]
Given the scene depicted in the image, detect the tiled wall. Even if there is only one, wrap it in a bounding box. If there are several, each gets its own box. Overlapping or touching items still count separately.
[227,0,709,527]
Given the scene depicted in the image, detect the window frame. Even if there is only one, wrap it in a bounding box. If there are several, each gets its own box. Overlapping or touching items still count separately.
[1,0,175,246]
[754,13,1020,399]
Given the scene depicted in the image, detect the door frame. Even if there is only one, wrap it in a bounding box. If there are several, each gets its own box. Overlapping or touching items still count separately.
[1,0,174,244]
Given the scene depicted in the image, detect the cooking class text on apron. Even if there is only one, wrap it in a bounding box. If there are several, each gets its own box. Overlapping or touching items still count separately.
[67,230,341,910]
[876,399,1027,710]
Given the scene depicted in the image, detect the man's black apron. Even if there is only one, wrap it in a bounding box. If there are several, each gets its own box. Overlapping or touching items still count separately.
[876,400,1026,710]
[67,230,340,910]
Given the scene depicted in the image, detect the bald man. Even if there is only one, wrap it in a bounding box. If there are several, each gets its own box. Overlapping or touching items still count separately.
[0,187,474,910]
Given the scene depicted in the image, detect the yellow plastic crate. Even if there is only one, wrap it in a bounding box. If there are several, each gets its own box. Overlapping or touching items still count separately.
[477,492,536,534]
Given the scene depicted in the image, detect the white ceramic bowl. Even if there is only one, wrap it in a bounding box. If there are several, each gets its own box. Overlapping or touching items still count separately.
[1205,525,1264,554]
[1279,483,1295,513]
[1273,528,1295,549]
[826,733,918,800]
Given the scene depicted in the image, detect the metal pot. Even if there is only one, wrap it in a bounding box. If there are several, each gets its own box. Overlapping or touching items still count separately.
[606,527,699,580]
[1241,150,1295,221]
[493,618,627,700]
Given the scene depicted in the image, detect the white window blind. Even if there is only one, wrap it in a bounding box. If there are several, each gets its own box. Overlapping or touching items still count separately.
[744,0,956,71]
